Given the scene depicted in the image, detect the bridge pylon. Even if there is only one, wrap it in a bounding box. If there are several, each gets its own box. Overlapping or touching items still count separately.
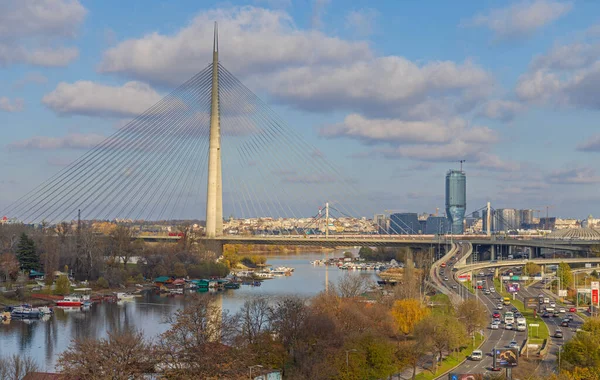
[205,22,224,256]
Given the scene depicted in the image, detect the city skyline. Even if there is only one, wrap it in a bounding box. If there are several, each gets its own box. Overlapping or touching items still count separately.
[2,1,600,219]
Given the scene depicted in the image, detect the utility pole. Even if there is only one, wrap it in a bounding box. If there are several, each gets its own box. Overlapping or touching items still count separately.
[325,202,329,238]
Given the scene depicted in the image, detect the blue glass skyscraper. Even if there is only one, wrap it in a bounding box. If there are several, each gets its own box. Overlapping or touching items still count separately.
[445,170,466,234]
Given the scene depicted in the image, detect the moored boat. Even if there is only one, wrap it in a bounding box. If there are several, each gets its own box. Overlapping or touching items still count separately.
[56,294,90,307]
[10,306,42,319]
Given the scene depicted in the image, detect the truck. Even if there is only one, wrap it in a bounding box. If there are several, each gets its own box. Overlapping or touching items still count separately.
[517,321,526,331]
[504,311,515,324]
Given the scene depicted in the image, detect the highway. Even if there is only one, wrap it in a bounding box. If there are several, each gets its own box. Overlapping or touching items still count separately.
[433,242,585,378]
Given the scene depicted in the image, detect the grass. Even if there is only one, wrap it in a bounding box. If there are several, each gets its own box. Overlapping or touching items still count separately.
[414,333,485,380]
[494,278,550,340]
[464,280,475,294]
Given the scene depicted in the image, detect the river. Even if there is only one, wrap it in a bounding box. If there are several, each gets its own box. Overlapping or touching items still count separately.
[0,251,377,371]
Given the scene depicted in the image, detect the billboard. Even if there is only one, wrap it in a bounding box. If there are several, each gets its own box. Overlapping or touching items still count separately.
[524,297,539,309]
[593,289,599,306]
[458,274,471,282]
[559,290,568,297]
[508,283,520,293]
[494,347,519,368]
[448,374,483,380]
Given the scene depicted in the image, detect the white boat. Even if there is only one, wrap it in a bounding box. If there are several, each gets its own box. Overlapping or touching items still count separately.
[254,272,274,279]
[116,292,135,301]
[168,288,184,295]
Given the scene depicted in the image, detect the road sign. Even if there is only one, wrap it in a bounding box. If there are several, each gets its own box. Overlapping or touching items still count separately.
[578,288,592,294]
[559,290,568,297]
[592,281,599,290]
[448,374,483,380]
[524,297,538,309]
[529,324,539,327]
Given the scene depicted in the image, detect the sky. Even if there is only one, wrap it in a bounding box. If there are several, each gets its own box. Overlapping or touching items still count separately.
[1,0,600,220]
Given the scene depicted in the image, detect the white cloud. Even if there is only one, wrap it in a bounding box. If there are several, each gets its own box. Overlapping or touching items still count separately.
[475,152,521,172]
[263,57,492,117]
[515,69,562,102]
[577,134,600,152]
[12,72,48,89]
[547,167,600,184]
[0,0,85,68]
[532,42,600,71]
[0,0,86,38]
[465,0,572,40]
[0,97,24,112]
[42,81,163,117]
[345,8,378,37]
[480,100,525,122]
[311,0,331,29]
[99,6,369,87]
[8,133,105,150]
[320,113,497,145]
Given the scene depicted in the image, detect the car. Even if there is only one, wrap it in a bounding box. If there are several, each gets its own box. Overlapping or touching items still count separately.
[554,329,563,338]
[569,307,577,312]
[497,304,503,310]
[485,290,491,295]
[490,323,499,330]
[505,323,513,330]
[444,277,449,281]
[490,288,496,292]
[470,350,483,361]
[511,307,518,313]
[451,284,458,289]
[493,318,501,324]
[452,267,458,272]
[542,312,550,318]
[561,320,569,327]
[493,312,501,318]
[477,285,483,289]
[550,302,556,308]
[508,341,519,349]
[553,312,560,318]
[568,314,574,321]
[559,307,566,313]
[515,313,523,318]
[479,272,485,277]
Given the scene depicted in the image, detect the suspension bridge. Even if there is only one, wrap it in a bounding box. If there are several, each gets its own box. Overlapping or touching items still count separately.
[2,24,599,257]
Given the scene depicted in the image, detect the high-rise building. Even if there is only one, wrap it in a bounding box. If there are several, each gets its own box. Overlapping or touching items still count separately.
[389,213,420,234]
[520,209,534,227]
[374,214,387,234]
[445,170,466,234]
[425,216,449,234]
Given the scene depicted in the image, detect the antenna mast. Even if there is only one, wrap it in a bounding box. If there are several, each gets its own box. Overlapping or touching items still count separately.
[459,159,466,171]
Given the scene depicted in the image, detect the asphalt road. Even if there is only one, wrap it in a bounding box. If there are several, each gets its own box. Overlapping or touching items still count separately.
[435,243,585,378]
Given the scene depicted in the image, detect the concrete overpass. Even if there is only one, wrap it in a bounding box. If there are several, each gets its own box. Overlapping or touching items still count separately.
[454,257,600,274]
[135,234,597,253]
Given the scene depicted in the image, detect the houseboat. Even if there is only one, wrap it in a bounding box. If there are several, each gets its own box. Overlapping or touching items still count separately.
[56,294,90,307]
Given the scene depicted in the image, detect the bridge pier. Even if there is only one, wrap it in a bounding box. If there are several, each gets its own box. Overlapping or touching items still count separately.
[490,245,495,261]
[205,239,223,258]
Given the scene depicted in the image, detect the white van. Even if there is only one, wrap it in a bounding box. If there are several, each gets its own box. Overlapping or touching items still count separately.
[517,322,526,331]
[544,297,550,304]
[470,350,483,361]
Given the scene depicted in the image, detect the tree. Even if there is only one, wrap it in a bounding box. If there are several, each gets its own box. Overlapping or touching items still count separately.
[561,317,600,373]
[391,299,430,338]
[0,354,39,380]
[15,232,39,272]
[109,225,133,270]
[523,262,542,276]
[0,253,20,282]
[55,275,71,296]
[57,330,154,380]
[557,262,573,289]
[343,251,353,259]
[359,246,375,261]
[238,297,271,345]
[414,314,467,373]
[156,294,244,378]
[457,299,488,338]
[330,273,371,298]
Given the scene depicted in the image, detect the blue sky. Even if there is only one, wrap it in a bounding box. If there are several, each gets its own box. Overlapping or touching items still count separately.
[1,0,600,221]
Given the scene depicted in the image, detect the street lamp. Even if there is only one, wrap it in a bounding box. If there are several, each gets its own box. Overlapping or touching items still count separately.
[249,365,263,379]
[346,349,358,372]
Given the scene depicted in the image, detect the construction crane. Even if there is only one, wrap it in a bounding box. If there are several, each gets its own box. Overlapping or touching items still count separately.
[543,205,554,230]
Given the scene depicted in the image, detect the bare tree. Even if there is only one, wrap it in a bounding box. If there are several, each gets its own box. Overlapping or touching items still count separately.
[155,294,244,378]
[0,354,39,380]
[57,330,153,380]
[330,273,371,298]
[238,296,271,345]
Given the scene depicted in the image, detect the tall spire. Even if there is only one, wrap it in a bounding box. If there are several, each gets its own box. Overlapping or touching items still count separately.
[213,21,218,53]
[206,21,223,238]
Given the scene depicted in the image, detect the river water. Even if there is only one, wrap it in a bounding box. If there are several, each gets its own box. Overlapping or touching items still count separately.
[0,251,376,371]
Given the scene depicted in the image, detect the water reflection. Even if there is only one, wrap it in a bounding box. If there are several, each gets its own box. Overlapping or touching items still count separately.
[0,250,374,371]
